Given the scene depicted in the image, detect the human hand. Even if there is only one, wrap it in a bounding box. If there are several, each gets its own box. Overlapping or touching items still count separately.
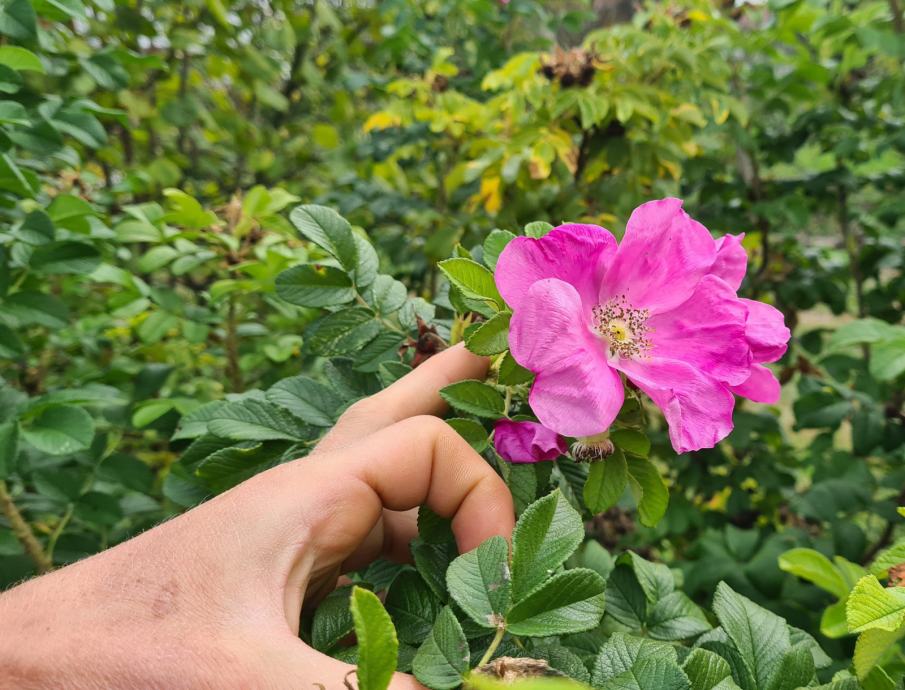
[0,345,515,689]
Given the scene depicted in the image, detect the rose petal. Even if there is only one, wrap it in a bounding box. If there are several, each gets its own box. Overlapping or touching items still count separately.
[742,299,790,363]
[493,420,567,464]
[731,364,781,404]
[614,357,735,454]
[529,356,624,438]
[601,198,717,315]
[509,278,625,437]
[711,233,747,291]
[648,275,751,386]
[509,277,590,371]
[495,223,617,312]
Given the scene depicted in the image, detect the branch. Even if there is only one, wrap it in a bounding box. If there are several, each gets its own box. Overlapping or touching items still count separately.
[0,480,52,574]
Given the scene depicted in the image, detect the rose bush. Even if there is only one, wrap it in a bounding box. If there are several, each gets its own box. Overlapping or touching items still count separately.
[0,0,903,687]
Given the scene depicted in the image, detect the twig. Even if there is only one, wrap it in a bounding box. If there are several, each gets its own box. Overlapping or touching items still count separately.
[0,480,52,574]
[889,0,904,34]
[225,295,242,393]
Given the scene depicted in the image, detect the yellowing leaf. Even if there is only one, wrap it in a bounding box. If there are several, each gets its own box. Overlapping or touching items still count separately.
[363,112,401,133]
[854,627,905,679]
[477,175,502,215]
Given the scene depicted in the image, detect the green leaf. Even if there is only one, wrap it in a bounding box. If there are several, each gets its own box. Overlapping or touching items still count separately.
[412,607,469,690]
[137,311,178,344]
[21,404,94,455]
[853,626,905,679]
[604,564,648,630]
[386,571,443,645]
[439,380,505,419]
[789,627,832,670]
[591,632,679,686]
[583,449,627,514]
[195,442,291,490]
[507,568,606,636]
[0,64,21,93]
[0,290,68,328]
[625,455,669,527]
[511,490,584,601]
[482,229,516,271]
[825,318,898,351]
[366,274,408,315]
[306,307,380,356]
[870,539,905,577]
[446,418,489,453]
[778,548,850,599]
[30,241,101,274]
[870,337,905,381]
[162,189,217,229]
[0,45,43,72]
[498,351,534,386]
[17,210,54,244]
[611,429,650,458]
[464,311,511,356]
[275,264,355,308]
[524,221,554,238]
[446,535,510,629]
[820,599,849,638]
[0,0,37,41]
[206,399,312,442]
[350,586,398,690]
[413,540,457,600]
[352,330,405,373]
[417,506,454,545]
[617,552,674,604]
[765,643,816,690]
[131,400,174,428]
[647,591,712,640]
[438,258,504,311]
[312,585,355,653]
[0,420,18,477]
[0,152,38,197]
[266,376,342,427]
[352,233,379,289]
[846,575,905,633]
[681,648,734,690]
[599,657,691,690]
[290,205,359,275]
[0,323,24,359]
[712,582,790,689]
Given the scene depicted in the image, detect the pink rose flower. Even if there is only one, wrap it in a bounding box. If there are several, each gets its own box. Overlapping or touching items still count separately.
[495,198,790,454]
[494,420,567,463]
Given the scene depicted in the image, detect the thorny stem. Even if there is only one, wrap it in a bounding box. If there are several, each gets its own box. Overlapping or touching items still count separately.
[0,480,52,574]
[477,625,507,668]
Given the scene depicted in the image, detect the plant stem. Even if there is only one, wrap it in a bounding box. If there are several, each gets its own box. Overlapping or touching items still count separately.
[889,0,904,34]
[477,625,506,667]
[225,294,242,393]
[45,503,74,563]
[0,480,52,574]
[449,313,472,345]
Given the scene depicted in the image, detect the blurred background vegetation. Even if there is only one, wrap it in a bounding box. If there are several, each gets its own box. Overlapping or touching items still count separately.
[0,0,903,681]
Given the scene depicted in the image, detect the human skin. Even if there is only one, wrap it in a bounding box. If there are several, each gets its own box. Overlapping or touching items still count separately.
[0,345,515,689]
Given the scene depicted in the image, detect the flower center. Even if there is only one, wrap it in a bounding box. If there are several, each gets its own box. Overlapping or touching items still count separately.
[591,295,652,359]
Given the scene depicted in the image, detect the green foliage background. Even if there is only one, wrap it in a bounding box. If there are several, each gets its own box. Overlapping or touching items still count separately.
[0,0,903,685]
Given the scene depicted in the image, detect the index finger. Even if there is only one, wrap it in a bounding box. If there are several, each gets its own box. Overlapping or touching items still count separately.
[314,343,488,453]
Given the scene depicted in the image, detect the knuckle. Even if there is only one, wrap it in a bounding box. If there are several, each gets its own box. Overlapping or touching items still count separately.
[339,397,379,425]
